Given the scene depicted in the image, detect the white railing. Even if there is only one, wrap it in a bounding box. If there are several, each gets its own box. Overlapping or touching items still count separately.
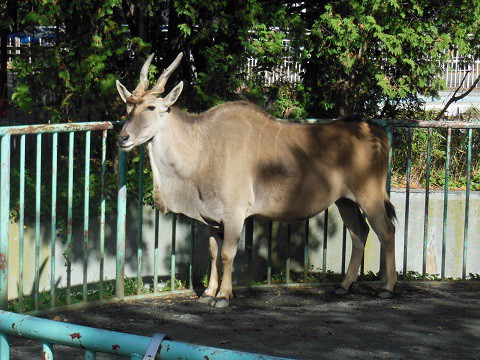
[245,56,303,85]
[442,55,480,89]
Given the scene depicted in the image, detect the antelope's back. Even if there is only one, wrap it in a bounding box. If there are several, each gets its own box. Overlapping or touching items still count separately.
[201,102,390,220]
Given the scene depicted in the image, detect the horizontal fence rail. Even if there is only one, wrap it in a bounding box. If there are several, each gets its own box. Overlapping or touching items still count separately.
[0,119,480,358]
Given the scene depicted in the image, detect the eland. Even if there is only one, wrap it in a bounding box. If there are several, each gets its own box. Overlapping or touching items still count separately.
[116,53,397,308]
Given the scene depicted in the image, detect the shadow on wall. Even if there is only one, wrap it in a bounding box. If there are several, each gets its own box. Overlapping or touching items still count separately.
[7,199,343,300]
[162,211,340,287]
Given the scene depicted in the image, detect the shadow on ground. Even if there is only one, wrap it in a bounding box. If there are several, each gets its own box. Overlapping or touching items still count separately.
[8,282,480,359]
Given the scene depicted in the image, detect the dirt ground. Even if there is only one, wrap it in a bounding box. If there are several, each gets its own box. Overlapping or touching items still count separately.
[7,282,480,359]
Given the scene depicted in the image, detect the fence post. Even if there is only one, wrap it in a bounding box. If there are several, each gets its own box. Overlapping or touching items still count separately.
[34,134,42,310]
[116,150,127,299]
[441,128,452,281]
[189,219,195,290]
[0,134,11,311]
[83,131,91,302]
[381,125,394,279]
[171,213,177,291]
[244,217,254,287]
[50,133,58,307]
[66,132,74,304]
[137,145,145,294]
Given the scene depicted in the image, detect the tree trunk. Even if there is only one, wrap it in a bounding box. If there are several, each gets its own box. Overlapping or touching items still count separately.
[167,0,192,99]
[0,29,7,117]
[135,0,146,40]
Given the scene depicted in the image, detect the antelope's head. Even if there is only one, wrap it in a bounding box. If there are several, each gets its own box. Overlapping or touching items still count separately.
[116,53,184,152]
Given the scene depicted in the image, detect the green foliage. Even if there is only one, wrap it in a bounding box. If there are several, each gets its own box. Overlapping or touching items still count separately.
[125,146,155,207]
[8,1,480,120]
[161,278,187,292]
[5,1,480,227]
[296,0,480,117]
[7,277,143,312]
[468,273,480,281]
[251,269,338,285]
[172,0,260,110]
[269,84,308,119]
[200,271,209,288]
[10,0,135,121]
[397,271,442,281]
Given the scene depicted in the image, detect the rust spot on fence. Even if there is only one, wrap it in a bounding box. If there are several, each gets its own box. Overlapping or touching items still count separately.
[70,332,82,340]
[0,252,6,273]
[67,219,73,234]
[4,122,116,135]
[112,344,121,352]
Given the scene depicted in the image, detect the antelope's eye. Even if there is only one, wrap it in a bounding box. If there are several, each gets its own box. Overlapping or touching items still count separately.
[147,105,156,111]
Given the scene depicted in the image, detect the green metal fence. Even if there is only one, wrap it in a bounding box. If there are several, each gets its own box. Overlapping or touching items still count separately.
[0,119,479,358]
[384,120,479,282]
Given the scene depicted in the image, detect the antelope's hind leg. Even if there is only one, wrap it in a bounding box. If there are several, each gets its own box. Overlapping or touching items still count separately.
[362,199,397,298]
[335,199,370,295]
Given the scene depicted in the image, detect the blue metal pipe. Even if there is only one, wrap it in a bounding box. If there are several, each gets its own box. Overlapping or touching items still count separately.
[43,341,53,359]
[0,311,292,360]
[0,333,9,359]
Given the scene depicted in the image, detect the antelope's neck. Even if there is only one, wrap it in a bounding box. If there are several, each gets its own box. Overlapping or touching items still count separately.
[146,115,203,216]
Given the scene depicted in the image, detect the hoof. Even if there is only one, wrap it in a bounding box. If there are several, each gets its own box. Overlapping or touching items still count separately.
[214,297,230,308]
[377,289,394,299]
[334,286,349,295]
[198,294,216,306]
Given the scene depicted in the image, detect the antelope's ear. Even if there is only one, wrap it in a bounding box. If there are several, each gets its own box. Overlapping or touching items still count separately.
[163,81,183,107]
[116,80,132,103]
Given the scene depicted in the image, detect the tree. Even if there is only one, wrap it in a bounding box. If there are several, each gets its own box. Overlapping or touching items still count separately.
[294,0,480,118]
[10,0,259,118]
[0,0,18,117]
[7,0,480,121]
[10,0,141,122]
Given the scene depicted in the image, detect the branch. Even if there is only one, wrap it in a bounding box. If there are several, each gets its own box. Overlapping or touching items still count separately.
[435,70,480,120]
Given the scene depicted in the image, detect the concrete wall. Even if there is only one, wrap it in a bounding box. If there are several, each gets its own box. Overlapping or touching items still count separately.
[6,189,480,300]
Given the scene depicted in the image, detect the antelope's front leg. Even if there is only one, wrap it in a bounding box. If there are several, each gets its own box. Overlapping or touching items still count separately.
[198,230,222,306]
[214,218,244,308]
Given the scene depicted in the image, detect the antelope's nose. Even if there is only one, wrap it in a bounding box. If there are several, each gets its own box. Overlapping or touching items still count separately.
[118,134,130,146]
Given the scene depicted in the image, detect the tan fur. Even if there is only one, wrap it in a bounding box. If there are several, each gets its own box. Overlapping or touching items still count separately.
[116,55,397,307]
